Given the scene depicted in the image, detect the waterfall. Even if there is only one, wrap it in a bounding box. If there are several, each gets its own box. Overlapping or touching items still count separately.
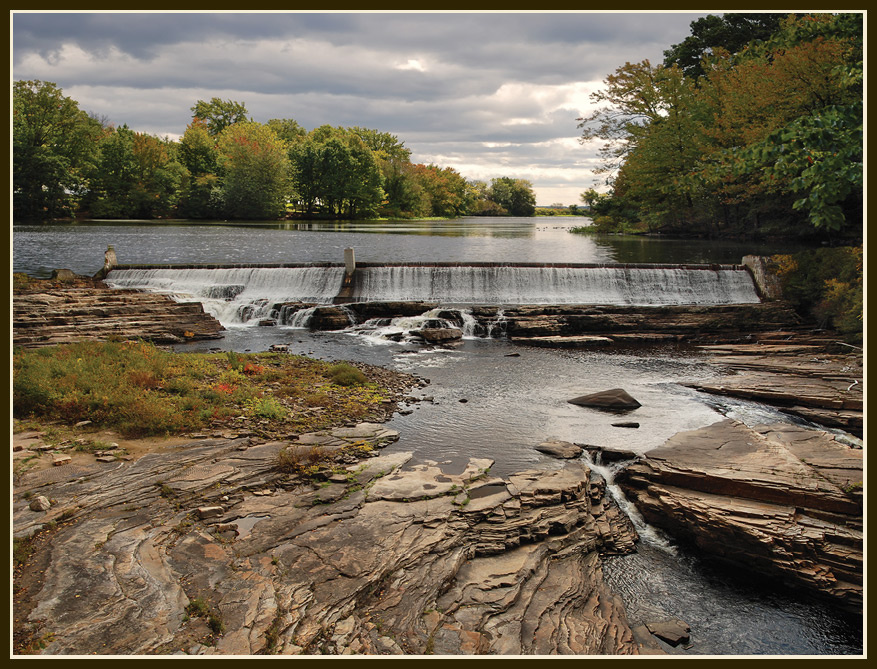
[583,451,677,554]
[105,267,346,325]
[486,309,508,338]
[105,263,760,327]
[351,266,759,305]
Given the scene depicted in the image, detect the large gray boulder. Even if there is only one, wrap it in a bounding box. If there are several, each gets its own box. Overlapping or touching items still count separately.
[419,327,463,344]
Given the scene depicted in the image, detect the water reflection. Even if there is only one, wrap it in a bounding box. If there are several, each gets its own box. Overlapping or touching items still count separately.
[12,217,815,279]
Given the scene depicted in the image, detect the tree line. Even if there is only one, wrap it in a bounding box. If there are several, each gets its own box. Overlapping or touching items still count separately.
[13,86,537,222]
[578,12,862,240]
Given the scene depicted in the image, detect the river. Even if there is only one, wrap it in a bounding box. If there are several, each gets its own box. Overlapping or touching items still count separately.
[11,218,862,655]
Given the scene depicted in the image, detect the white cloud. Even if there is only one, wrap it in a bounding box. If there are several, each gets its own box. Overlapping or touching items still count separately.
[396,58,427,72]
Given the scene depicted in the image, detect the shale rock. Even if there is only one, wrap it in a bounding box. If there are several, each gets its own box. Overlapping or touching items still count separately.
[13,281,224,348]
[617,419,863,613]
[418,327,463,344]
[535,440,584,459]
[12,426,646,656]
[569,389,641,411]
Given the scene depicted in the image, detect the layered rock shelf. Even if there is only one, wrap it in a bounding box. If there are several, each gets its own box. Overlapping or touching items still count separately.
[13,279,224,348]
[689,335,864,436]
[616,419,863,613]
[13,424,653,656]
[284,301,803,345]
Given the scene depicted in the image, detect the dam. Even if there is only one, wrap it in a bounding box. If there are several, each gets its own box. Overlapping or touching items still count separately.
[104,260,762,327]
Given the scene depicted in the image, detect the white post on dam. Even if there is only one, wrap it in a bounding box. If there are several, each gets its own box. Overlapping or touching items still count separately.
[344,247,356,277]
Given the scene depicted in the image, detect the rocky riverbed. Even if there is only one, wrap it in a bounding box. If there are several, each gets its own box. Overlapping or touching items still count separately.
[13,422,660,656]
[12,279,864,655]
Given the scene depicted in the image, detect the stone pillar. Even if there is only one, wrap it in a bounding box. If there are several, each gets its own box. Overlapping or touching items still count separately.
[344,247,356,277]
[742,255,783,300]
[104,245,118,271]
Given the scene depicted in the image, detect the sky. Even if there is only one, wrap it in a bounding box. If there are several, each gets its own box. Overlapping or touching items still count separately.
[11,10,713,206]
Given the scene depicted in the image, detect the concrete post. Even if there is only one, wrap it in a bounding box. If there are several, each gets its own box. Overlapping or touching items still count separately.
[104,245,118,271]
[344,247,356,277]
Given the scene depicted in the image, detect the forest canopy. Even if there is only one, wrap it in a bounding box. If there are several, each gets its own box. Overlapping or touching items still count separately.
[12,86,537,222]
[578,12,863,240]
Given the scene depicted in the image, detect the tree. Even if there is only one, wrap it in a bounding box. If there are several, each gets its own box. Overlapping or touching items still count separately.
[216,121,290,219]
[85,126,186,219]
[411,165,471,218]
[724,13,863,231]
[13,80,102,221]
[191,97,249,136]
[177,119,222,218]
[266,118,308,145]
[488,177,537,217]
[663,13,791,79]
[288,126,385,219]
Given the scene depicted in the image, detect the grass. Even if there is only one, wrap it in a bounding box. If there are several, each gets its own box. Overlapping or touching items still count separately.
[13,340,395,438]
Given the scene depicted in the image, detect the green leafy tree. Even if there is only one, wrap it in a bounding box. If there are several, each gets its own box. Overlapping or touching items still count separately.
[288,126,384,219]
[266,118,308,145]
[216,121,290,219]
[85,124,138,218]
[13,80,103,221]
[191,97,249,136]
[488,177,537,217]
[724,13,863,231]
[663,13,791,79]
[86,126,185,219]
[177,119,222,218]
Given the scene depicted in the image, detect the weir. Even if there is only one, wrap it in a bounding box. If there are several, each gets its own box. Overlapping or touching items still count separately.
[105,259,762,326]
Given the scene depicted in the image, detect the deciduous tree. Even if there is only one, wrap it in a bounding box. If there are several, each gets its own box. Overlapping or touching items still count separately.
[13,80,102,221]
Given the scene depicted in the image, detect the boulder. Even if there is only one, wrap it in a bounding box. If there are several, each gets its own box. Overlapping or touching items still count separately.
[419,327,463,344]
[535,440,584,459]
[568,388,641,411]
[29,495,51,512]
[50,269,78,282]
[646,619,690,647]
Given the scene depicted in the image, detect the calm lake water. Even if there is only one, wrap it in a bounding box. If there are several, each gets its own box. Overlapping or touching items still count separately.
[12,217,813,278]
[11,218,862,655]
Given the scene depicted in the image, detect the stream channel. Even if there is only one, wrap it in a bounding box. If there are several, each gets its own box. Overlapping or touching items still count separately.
[12,218,863,655]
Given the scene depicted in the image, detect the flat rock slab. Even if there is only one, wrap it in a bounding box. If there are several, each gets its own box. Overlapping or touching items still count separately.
[646,619,690,647]
[535,440,584,459]
[368,457,494,500]
[620,419,863,612]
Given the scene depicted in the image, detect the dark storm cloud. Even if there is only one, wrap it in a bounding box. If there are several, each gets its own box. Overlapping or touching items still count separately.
[12,10,712,203]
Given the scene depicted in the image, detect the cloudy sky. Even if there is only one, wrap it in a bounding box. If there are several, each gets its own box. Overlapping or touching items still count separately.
[12,10,712,205]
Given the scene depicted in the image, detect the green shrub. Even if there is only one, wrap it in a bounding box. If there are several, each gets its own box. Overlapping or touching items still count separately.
[244,396,287,420]
[327,362,368,387]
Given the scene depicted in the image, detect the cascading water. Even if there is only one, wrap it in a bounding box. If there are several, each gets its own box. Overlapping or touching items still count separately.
[105,266,346,325]
[352,265,760,305]
[583,451,677,554]
[105,264,761,329]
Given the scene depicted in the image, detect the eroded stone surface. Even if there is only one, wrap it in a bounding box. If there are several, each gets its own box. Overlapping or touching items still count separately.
[618,419,863,612]
[13,424,644,656]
